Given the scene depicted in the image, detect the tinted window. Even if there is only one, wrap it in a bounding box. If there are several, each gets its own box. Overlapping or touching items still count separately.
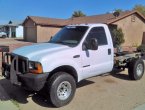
[86,27,108,46]
[49,26,88,47]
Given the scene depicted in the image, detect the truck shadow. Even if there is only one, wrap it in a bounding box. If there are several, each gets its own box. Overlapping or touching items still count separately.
[32,79,94,107]
[111,73,130,80]
[0,78,94,108]
[77,80,94,88]
[0,79,31,103]
[110,69,130,81]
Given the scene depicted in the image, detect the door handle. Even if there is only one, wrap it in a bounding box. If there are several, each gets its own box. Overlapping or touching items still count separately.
[108,49,111,55]
[73,55,80,58]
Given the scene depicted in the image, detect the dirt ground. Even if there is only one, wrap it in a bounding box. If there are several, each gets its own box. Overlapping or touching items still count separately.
[0,38,145,110]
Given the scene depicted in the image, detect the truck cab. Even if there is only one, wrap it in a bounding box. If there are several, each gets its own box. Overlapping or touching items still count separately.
[1,24,120,107]
[80,24,114,79]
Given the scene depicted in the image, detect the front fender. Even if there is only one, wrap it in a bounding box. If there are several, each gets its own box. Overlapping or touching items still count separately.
[41,59,81,80]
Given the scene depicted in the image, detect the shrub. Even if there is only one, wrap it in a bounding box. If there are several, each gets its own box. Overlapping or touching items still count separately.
[137,44,145,52]
[112,28,125,47]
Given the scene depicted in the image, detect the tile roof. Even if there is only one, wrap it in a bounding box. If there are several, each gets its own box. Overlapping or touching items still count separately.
[0,21,23,27]
[24,10,145,26]
[69,10,145,25]
[27,16,68,26]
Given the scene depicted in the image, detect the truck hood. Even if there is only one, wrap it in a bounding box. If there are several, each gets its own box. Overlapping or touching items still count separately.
[13,43,70,61]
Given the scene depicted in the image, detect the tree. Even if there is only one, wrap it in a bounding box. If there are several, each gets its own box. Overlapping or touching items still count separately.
[133,4,145,16]
[112,28,125,47]
[114,9,123,13]
[72,10,86,18]
[106,9,123,14]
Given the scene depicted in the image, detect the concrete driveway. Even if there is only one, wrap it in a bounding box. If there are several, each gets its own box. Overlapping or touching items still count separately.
[0,38,145,110]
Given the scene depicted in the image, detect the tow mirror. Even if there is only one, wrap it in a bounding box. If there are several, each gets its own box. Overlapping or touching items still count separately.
[90,38,98,50]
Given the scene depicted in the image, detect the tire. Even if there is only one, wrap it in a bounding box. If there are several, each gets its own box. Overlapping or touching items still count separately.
[128,59,144,80]
[2,35,6,38]
[46,72,76,107]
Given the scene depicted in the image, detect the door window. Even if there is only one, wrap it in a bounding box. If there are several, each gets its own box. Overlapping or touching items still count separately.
[86,27,108,46]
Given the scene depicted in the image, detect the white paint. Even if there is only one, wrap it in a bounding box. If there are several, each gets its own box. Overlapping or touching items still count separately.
[13,24,114,82]
[16,26,23,38]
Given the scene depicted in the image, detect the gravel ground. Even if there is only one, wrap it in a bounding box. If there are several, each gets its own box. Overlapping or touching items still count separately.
[0,38,145,110]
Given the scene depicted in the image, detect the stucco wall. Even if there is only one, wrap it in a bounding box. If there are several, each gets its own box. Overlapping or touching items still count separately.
[23,19,37,42]
[37,25,62,42]
[112,14,145,46]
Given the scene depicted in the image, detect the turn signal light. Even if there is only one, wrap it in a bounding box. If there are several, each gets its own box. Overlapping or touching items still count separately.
[30,63,43,74]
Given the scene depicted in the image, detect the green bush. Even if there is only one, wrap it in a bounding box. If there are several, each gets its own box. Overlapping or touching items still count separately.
[137,44,145,52]
[112,28,125,47]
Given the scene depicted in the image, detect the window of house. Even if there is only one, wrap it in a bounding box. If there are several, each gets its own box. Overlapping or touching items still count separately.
[86,27,108,46]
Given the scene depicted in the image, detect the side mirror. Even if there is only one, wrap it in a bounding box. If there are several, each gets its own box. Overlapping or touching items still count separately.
[82,42,88,50]
[90,38,98,50]
[82,38,98,50]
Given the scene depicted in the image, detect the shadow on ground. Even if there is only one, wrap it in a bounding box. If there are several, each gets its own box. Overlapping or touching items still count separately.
[15,39,27,42]
[110,69,131,81]
[0,78,94,108]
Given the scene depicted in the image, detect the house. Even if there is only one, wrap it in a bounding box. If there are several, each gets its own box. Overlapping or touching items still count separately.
[23,10,145,47]
[23,16,68,42]
[69,10,145,46]
[0,21,23,38]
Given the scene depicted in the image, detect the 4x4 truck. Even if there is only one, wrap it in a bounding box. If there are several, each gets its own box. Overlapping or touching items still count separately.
[2,24,145,107]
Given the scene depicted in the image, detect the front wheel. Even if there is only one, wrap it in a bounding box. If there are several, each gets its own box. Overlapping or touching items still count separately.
[128,59,144,80]
[46,72,76,107]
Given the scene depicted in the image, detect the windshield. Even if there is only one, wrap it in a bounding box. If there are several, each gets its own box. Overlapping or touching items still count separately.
[49,26,88,47]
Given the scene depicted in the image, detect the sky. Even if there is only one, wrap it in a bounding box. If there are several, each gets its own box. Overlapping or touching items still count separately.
[0,0,145,24]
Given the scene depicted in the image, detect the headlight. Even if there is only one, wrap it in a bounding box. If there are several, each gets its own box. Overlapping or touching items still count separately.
[29,62,35,69]
[29,61,43,74]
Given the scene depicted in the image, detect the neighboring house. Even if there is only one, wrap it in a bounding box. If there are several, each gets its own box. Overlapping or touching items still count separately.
[23,17,67,42]
[23,10,145,47]
[70,10,145,46]
[0,21,23,38]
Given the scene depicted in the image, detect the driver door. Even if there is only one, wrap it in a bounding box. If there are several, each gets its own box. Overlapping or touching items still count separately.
[81,27,113,79]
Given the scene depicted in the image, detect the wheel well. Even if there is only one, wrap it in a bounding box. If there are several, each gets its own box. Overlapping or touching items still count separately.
[48,65,78,82]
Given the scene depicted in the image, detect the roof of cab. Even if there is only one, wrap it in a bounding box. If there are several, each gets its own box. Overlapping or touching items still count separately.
[67,23,108,27]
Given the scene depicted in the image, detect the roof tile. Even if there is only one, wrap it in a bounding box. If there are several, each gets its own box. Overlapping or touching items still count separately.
[25,10,145,26]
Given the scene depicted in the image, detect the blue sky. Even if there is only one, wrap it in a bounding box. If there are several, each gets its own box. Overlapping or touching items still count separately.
[0,0,145,24]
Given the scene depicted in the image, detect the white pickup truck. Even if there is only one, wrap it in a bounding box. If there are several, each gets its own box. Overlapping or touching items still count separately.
[2,24,144,107]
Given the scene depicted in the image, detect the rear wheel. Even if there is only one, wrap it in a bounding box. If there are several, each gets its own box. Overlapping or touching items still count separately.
[46,72,76,107]
[128,59,144,80]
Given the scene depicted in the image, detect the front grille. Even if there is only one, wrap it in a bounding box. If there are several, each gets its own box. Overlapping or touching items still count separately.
[3,53,28,74]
